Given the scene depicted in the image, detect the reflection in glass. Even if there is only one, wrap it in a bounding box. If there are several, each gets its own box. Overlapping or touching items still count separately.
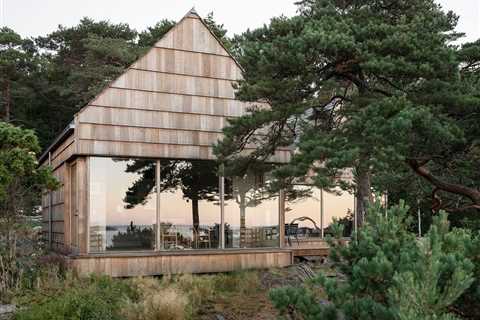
[89,157,157,252]
[285,186,321,239]
[324,189,354,237]
[159,160,220,250]
[224,174,279,248]
[286,186,354,239]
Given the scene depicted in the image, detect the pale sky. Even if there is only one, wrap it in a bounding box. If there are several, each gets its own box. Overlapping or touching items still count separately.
[2,0,479,43]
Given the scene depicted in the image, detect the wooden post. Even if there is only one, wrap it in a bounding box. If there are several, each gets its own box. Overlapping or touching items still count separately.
[63,163,71,250]
[76,157,89,254]
[48,152,53,250]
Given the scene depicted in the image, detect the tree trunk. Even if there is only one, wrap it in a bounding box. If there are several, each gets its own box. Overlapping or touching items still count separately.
[239,192,247,248]
[355,167,372,227]
[191,197,199,248]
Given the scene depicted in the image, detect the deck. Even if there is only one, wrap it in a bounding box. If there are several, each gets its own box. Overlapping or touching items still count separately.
[68,248,293,277]
[68,239,336,277]
[286,238,331,257]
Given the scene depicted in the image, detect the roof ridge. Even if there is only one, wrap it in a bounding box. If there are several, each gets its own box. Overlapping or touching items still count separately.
[187,6,199,17]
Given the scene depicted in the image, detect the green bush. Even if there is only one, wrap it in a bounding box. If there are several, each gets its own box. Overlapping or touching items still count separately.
[270,201,476,320]
[15,275,136,320]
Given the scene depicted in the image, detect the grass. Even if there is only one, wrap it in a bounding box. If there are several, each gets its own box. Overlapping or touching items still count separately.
[12,263,334,319]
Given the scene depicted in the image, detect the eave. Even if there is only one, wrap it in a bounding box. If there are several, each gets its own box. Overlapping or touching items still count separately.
[38,122,75,165]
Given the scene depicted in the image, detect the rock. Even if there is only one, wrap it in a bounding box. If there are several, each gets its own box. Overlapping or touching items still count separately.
[0,305,15,320]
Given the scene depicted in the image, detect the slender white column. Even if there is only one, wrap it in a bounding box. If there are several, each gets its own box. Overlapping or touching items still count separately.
[353,188,357,239]
[279,189,285,248]
[156,160,161,251]
[320,188,324,239]
[219,164,225,249]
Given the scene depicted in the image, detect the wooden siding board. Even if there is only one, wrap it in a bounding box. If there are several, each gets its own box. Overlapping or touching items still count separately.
[111,69,237,99]
[42,164,66,249]
[76,158,88,254]
[78,124,224,146]
[132,48,242,81]
[77,124,292,152]
[64,163,71,248]
[78,106,228,132]
[76,140,291,163]
[155,17,229,56]
[70,250,293,277]
[51,142,75,170]
[51,135,74,162]
[90,88,266,116]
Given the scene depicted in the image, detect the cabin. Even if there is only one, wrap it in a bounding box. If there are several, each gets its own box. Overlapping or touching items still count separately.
[39,9,354,277]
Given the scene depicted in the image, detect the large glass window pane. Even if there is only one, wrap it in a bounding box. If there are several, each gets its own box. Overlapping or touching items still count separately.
[285,186,321,239]
[89,157,157,252]
[159,160,220,250]
[324,188,354,237]
[224,174,279,248]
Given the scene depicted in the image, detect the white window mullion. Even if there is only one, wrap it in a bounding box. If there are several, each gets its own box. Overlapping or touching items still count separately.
[156,160,161,251]
[219,164,225,249]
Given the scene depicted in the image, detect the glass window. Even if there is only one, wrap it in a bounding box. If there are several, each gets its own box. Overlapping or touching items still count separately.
[159,160,220,250]
[324,188,354,237]
[285,186,321,239]
[89,157,157,252]
[224,174,279,248]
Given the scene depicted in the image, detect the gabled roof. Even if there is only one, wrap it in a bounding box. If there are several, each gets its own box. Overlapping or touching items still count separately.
[39,8,241,164]
[77,7,244,122]
[39,9,291,167]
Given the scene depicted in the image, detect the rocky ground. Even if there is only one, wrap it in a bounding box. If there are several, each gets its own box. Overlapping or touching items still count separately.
[198,258,333,320]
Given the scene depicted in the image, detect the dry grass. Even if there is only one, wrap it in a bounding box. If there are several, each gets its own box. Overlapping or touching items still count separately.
[121,271,274,320]
[122,277,189,320]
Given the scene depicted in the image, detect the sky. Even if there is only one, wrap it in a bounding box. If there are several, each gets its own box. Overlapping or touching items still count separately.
[2,0,479,43]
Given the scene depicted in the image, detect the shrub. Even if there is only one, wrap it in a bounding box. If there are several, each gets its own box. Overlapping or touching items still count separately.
[270,201,475,320]
[0,123,58,302]
[15,275,134,320]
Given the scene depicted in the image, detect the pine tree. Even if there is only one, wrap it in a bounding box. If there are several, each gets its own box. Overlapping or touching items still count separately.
[270,202,475,319]
[215,0,480,222]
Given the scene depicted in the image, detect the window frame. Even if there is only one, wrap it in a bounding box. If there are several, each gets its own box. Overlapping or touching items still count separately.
[86,156,289,252]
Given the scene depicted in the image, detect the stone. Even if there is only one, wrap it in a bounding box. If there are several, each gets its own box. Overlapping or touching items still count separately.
[0,305,15,320]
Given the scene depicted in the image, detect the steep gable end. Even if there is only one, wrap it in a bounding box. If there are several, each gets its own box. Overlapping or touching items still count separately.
[73,10,289,163]
[154,10,230,56]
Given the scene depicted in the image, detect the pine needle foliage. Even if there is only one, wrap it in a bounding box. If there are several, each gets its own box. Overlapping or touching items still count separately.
[270,202,476,319]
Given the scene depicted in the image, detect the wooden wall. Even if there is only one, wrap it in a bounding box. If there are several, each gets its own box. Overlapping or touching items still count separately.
[41,163,66,251]
[70,250,293,277]
[40,10,292,259]
[74,11,291,163]
[40,133,77,252]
